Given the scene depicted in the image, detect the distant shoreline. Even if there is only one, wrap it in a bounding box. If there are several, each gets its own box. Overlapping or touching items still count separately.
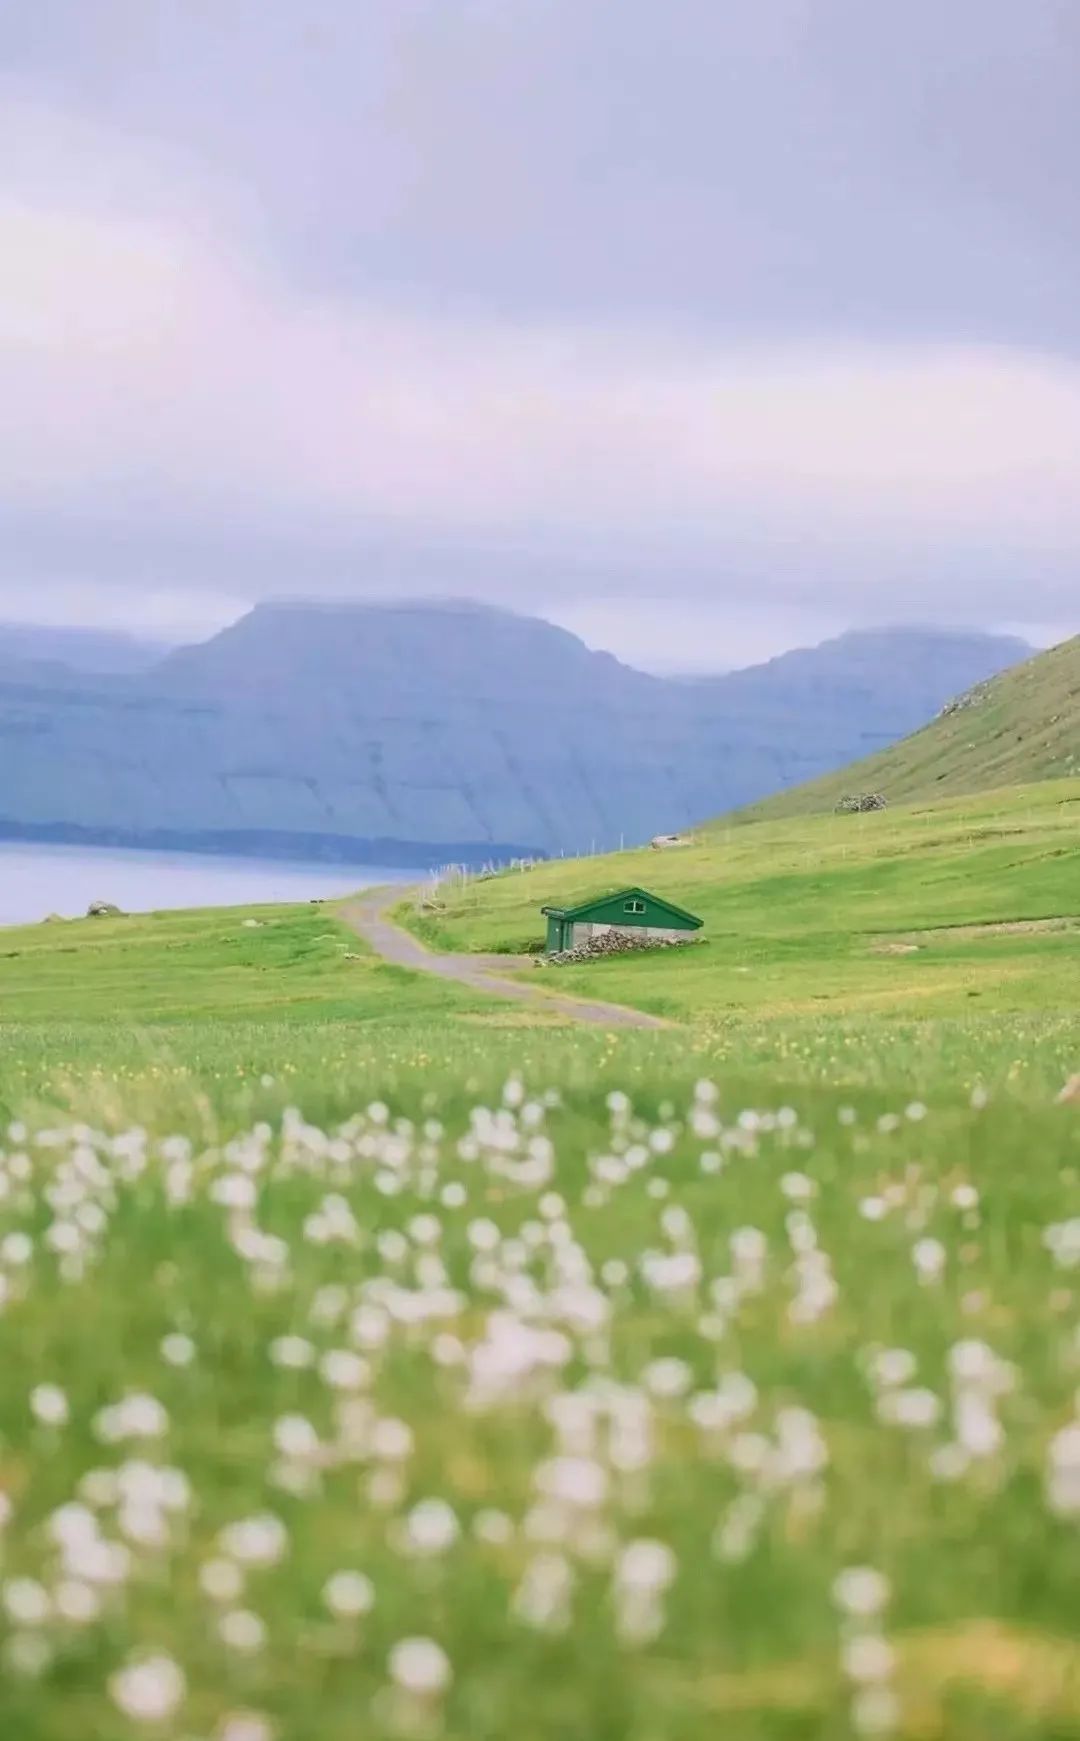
[0,819,545,872]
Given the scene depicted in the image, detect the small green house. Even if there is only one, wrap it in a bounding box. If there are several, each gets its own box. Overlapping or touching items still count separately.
[541,886,704,954]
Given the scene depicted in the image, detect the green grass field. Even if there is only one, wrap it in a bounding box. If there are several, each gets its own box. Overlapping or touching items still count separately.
[0,901,486,1024]
[2,784,1080,1737]
[406,780,1080,1048]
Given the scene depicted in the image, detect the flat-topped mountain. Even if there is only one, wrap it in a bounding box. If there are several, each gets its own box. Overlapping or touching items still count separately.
[0,601,1029,863]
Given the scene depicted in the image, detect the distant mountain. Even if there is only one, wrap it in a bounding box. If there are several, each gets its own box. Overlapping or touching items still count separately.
[0,601,1029,864]
[687,627,1033,796]
[735,634,1080,823]
[0,623,170,677]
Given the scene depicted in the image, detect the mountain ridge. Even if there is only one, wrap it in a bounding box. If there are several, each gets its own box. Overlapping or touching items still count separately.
[0,602,1031,864]
[0,623,170,677]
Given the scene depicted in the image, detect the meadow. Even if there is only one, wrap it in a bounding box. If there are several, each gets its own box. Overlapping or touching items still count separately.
[408,781,1080,1031]
[1,787,1080,1737]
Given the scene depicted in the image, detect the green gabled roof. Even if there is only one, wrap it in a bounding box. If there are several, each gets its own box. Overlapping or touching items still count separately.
[541,886,703,927]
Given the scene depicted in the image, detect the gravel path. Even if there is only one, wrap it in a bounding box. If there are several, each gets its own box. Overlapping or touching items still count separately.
[339,887,668,1030]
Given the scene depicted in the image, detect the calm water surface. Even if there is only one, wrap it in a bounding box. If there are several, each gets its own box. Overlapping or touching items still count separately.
[0,842,418,926]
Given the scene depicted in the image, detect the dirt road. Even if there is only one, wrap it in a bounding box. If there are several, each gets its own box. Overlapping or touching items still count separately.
[339,887,667,1030]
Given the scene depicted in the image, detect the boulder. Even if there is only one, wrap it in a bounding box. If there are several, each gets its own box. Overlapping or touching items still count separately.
[86,900,124,917]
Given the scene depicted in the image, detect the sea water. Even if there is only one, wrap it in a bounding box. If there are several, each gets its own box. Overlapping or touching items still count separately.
[0,841,419,926]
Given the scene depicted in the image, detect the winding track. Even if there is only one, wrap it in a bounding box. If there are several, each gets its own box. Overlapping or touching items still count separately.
[339,887,667,1031]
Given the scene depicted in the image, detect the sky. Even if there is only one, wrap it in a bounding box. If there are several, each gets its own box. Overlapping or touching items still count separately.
[1,0,1079,672]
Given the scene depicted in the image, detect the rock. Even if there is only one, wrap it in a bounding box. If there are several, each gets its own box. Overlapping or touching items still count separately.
[938,679,993,718]
[86,900,124,917]
[835,793,888,814]
[41,913,66,923]
[547,931,697,965]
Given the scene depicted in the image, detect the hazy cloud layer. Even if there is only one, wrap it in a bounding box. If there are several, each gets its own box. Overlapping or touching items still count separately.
[1,3,1078,666]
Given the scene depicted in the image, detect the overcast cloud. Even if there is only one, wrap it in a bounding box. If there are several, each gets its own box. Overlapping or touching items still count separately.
[1,1,1078,669]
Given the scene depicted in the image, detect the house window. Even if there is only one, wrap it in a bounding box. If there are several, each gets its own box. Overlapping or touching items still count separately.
[623,899,646,914]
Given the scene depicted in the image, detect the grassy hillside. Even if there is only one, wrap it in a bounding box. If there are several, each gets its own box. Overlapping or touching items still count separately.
[734,634,1080,821]
[407,780,1080,1030]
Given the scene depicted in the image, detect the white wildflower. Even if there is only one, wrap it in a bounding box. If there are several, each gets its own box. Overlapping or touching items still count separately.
[3,1578,50,1626]
[780,1172,815,1201]
[473,1509,514,1545]
[200,1558,245,1603]
[160,1332,196,1367]
[3,1629,52,1676]
[272,1414,320,1461]
[319,1350,369,1391]
[388,1636,452,1697]
[401,1498,460,1556]
[851,1685,901,1735]
[323,1570,375,1618]
[929,1443,971,1482]
[878,1388,942,1429]
[953,1391,1004,1458]
[369,1417,414,1461]
[615,1538,676,1592]
[53,1579,101,1625]
[109,1653,186,1722]
[832,1567,890,1618]
[219,1609,267,1653]
[842,1635,896,1683]
[268,1335,316,1369]
[867,1349,917,1390]
[712,1493,765,1563]
[218,1714,274,1741]
[211,1173,257,1210]
[642,1357,694,1398]
[948,1340,1014,1395]
[612,1539,677,1645]
[1046,1422,1080,1517]
[30,1384,69,1427]
[93,1393,168,1442]
[534,1456,608,1510]
[512,1552,574,1632]
[911,1238,946,1282]
[219,1514,288,1568]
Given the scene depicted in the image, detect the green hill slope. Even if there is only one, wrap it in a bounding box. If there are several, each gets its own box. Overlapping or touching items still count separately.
[406,779,1080,1032]
[732,634,1080,821]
